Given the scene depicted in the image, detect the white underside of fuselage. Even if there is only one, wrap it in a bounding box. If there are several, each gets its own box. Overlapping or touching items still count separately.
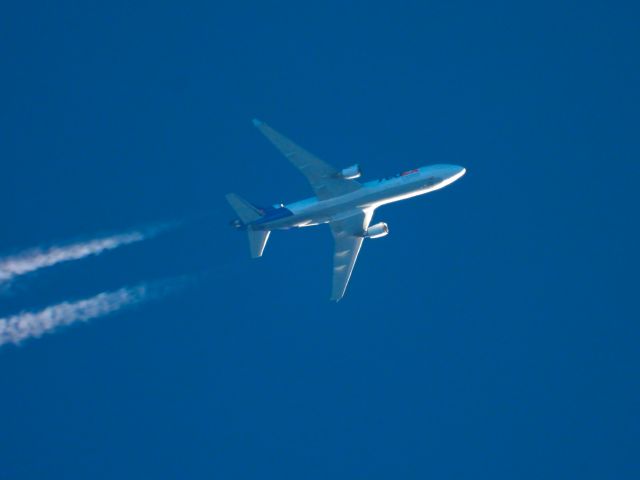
[259,166,466,231]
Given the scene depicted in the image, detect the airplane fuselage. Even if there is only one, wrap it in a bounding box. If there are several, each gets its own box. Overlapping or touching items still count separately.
[251,164,466,231]
[226,118,468,300]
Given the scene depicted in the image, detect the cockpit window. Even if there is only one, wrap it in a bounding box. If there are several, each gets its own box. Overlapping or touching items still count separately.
[424,176,440,186]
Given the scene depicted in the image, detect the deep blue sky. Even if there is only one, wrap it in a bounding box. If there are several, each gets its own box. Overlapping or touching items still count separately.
[1,1,638,478]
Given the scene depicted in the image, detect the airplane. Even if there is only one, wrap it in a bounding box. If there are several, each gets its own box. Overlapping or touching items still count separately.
[226,119,466,301]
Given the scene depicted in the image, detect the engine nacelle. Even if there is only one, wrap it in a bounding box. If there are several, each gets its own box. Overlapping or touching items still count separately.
[339,164,362,180]
[364,222,389,239]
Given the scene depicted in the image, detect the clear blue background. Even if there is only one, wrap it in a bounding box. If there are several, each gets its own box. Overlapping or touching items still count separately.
[1,1,638,478]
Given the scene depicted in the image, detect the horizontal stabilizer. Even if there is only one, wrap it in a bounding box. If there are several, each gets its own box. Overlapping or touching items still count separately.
[225,193,263,224]
[248,229,270,258]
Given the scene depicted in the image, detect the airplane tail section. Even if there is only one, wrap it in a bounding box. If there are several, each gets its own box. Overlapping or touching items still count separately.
[225,193,271,258]
[225,193,263,224]
[247,229,271,258]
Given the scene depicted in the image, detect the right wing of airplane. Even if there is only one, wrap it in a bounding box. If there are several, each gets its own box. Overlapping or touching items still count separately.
[252,119,362,200]
[329,209,374,301]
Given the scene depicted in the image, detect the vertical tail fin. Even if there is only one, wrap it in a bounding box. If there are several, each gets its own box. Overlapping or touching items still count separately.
[225,193,271,258]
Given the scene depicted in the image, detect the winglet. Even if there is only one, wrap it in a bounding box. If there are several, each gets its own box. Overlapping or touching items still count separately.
[252,118,263,127]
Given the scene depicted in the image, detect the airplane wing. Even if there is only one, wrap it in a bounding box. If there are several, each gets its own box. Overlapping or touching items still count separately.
[329,209,374,301]
[253,119,362,200]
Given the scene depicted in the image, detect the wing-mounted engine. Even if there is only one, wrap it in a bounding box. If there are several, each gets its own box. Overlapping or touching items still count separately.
[363,222,389,239]
[337,164,362,180]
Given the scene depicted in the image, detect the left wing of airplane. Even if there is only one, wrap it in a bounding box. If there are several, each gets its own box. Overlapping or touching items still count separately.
[252,119,362,200]
[329,209,374,301]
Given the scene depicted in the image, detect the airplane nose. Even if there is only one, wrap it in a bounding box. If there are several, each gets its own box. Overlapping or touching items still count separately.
[449,165,466,178]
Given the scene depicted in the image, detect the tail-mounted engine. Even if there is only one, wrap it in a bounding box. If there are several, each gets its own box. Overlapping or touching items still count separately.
[229,219,245,230]
[338,164,362,180]
[364,222,389,239]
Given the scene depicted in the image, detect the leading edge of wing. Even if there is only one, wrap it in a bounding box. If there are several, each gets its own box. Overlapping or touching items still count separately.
[252,119,362,200]
[329,209,374,301]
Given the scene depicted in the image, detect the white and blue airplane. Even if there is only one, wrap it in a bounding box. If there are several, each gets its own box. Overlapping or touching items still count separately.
[227,119,466,301]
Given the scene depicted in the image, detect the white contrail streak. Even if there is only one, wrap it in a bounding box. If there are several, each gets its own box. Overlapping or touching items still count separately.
[0,223,174,284]
[0,279,184,347]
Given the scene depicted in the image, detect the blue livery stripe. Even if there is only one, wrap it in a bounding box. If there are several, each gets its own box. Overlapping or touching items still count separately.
[252,207,294,225]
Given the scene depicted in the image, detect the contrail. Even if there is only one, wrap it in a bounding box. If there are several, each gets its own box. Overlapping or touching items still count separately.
[0,223,175,284]
[0,279,186,347]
